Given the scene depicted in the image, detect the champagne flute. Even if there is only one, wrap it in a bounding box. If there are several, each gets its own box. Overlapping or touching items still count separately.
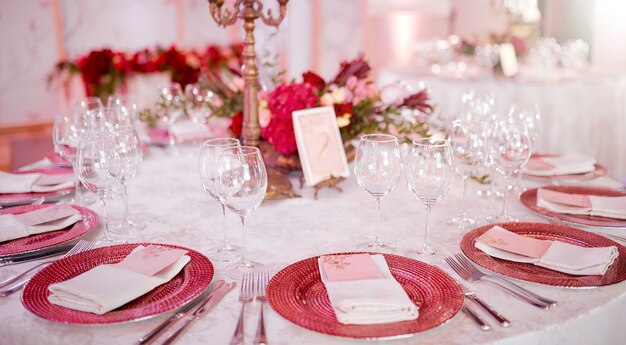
[76,133,122,244]
[354,134,402,251]
[486,117,532,222]
[111,125,145,234]
[198,138,241,261]
[510,103,542,192]
[217,146,267,269]
[448,120,488,229]
[406,138,455,255]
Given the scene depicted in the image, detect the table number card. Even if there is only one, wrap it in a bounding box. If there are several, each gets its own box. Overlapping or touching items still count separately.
[293,106,350,186]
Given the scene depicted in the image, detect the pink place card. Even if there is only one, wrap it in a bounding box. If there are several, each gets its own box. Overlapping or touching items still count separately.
[320,254,385,282]
[115,245,188,276]
[34,173,74,186]
[538,188,592,208]
[476,226,552,259]
[14,205,79,226]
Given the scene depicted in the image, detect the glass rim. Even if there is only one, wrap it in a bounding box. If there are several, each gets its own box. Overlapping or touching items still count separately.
[201,137,241,148]
[219,145,261,156]
[360,133,398,142]
[412,137,450,147]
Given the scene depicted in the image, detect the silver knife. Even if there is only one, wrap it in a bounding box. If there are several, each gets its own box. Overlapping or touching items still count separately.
[462,305,491,331]
[161,281,236,345]
[136,280,226,345]
[0,244,75,268]
[460,284,511,327]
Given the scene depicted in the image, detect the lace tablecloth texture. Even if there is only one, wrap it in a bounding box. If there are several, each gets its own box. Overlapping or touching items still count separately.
[1,148,624,345]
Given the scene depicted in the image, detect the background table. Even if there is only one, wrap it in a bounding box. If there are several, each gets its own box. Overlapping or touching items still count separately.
[378,67,626,182]
[0,147,625,344]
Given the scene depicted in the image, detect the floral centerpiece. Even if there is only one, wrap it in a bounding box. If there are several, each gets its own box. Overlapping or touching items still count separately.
[259,54,433,156]
[48,43,243,102]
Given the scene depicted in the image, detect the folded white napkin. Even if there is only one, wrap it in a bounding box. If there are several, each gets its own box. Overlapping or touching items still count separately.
[170,121,210,143]
[48,246,190,315]
[476,226,619,276]
[318,255,418,325]
[0,213,82,243]
[524,153,596,176]
[0,171,74,194]
[537,189,626,220]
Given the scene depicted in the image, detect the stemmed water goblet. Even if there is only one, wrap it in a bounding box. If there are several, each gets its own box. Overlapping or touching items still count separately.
[72,97,104,133]
[354,134,402,251]
[158,83,185,151]
[510,103,542,192]
[76,133,123,244]
[185,83,211,124]
[53,113,88,205]
[110,125,145,234]
[198,138,241,261]
[448,120,488,229]
[406,138,455,255]
[217,146,267,270]
[107,95,140,127]
[486,117,532,222]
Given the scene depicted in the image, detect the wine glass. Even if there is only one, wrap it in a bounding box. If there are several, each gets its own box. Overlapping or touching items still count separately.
[406,138,455,255]
[111,125,145,234]
[107,95,139,127]
[510,103,542,192]
[76,133,123,244]
[158,83,184,151]
[354,134,402,251]
[217,146,267,269]
[52,113,83,205]
[448,120,488,229]
[72,97,104,133]
[185,84,211,124]
[198,138,241,261]
[486,117,532,222]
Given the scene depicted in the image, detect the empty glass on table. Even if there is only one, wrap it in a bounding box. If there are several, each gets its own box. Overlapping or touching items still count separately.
[510,103,542,192]
[406,138,455,255]
[486,117,532,222]
[157,83,185,151]
[448,120,488,229]
[217,146,267,270]
[354,134,402,252]
[198,138,241,261]
[76,132,123,244]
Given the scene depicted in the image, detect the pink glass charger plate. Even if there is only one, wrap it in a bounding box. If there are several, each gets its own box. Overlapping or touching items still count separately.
[0,167,75,206]
[520,186,626,228]
[266,252,464,340]
[22,242,214,325]
[522,153,607,182]
[0,204,99,257]
[460,222,626,288]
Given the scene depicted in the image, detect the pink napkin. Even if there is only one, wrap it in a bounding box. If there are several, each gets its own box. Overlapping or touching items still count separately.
[524,153,596,176]
[537,188,626,220]
[475,226,618,275]
[318,254,418,324]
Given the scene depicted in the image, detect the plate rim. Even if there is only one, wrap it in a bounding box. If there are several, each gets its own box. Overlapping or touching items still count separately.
[21,242,214,325]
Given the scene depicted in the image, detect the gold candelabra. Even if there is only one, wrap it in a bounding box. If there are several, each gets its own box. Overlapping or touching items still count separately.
[207,0,289,146]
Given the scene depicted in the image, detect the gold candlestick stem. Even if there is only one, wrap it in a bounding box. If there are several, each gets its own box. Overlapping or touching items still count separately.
[207,0,289,146]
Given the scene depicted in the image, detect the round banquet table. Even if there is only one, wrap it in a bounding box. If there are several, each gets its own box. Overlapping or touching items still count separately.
[0,147,625,345]
[377,67,626,181]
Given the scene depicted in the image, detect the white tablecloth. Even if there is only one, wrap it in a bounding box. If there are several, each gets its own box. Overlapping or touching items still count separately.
[378,68,626,182]
[0,147,625,345]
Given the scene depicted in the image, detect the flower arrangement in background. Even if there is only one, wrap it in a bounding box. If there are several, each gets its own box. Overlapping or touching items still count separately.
[259,55,433,155]
[48,43,243,102]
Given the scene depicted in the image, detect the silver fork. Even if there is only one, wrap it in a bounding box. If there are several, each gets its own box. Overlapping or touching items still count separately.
[253,270,269,345]
[0,240,95,297]
[230,272,255,345]
[454,253,557,309]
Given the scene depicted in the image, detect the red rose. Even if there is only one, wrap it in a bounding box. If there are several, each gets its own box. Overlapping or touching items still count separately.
[262,118,298,155]
[333,102,353,117]
[302,71,326,91]
[230,111,243,138]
